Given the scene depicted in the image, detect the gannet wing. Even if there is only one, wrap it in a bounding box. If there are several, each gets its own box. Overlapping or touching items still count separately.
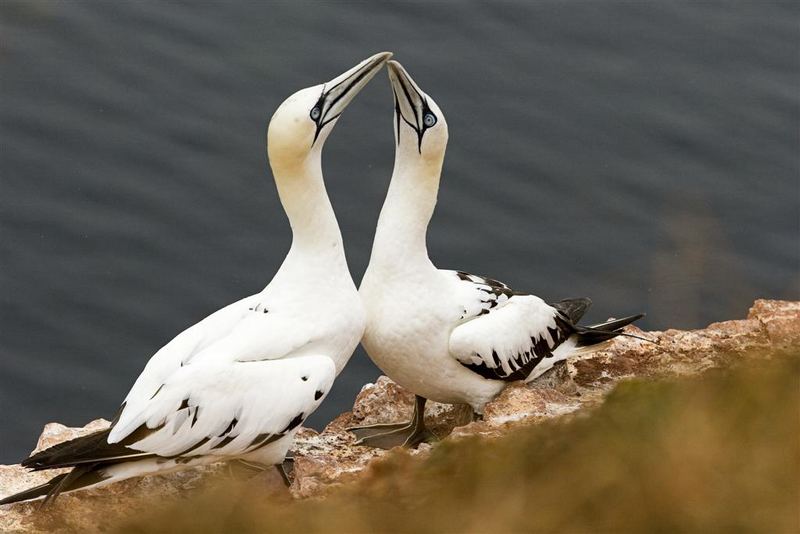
[119,295,256,419]
[108,355,334,455]
[112,302,322,442]
[23,356,334,470]
[445,271,576,382]
[119,296,317,428]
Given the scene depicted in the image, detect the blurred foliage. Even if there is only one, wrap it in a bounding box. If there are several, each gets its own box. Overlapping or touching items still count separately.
[118,355,799,533]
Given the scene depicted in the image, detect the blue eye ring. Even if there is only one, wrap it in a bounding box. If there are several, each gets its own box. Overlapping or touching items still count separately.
[310,106,321,120]
[423,112,437,127]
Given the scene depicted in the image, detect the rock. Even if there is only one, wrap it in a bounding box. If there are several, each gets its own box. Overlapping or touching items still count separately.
[349,376,415,424]
[289,423,383,499]
[483,383,581,425]
[748,299,800,348]
[1,299,798,529]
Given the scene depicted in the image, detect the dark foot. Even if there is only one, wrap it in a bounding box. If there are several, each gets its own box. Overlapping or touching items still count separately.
[351,421,436,449]
[275,464,292,488]
[273,455,295,487]
[347,395,437,449]
[227,458,267,479]
[347,421,413,441]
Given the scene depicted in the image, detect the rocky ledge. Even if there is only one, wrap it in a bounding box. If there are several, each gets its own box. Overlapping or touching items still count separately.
[1,299,798,532]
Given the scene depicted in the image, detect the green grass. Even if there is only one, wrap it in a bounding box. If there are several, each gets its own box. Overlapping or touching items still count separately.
[117,354,799,533]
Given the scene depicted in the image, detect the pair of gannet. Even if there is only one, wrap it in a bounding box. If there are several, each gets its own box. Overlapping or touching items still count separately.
[2,54,643,505]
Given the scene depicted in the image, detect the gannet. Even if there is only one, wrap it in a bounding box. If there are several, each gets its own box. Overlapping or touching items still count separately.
[0,51,392,505]
[350,61,644,448]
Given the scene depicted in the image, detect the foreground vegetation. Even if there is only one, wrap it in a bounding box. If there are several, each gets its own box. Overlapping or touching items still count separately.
[112,354,798,533]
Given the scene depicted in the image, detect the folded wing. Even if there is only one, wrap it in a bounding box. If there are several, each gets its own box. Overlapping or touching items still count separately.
[449,293,572,381]
[24,356,335,470]
[110,355,334,457]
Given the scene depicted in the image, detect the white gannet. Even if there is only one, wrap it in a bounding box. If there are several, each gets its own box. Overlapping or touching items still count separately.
[350,61,644,448]
[0,52,392,505]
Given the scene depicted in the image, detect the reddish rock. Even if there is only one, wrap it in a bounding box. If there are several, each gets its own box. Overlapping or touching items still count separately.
[290,424,384,499]
[483,383,580,425]
[748,299,800,347]
[350,377,415,425]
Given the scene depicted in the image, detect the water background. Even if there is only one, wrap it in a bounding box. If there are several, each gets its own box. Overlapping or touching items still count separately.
[1,1,798,462]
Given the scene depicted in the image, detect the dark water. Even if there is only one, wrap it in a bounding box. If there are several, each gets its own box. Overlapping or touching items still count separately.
[1,1,798,462]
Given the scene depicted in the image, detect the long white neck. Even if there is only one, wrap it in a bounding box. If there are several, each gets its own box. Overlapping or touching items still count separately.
[368,145,444,273]
[270,149,350,282]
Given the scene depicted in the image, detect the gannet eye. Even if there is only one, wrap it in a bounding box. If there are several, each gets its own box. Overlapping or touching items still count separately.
[423,113,437,127]
[310,107,321,121]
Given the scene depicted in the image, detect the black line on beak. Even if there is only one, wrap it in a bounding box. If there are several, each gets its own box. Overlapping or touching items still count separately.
[393,89,402,144]
[312,55,388,146]
[395,82,425,153]
[325,59,379,112]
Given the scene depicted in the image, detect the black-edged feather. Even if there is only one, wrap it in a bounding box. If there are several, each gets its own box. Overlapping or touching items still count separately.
[0,473,68,505]
[21,424,158,471]
[0,465,111,506]
[450,270,645,381]
[463,350,549,382]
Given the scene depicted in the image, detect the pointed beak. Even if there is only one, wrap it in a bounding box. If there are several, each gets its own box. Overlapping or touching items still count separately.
[388,60,437,153]
[317,51,393,123]
[387,60,425,128]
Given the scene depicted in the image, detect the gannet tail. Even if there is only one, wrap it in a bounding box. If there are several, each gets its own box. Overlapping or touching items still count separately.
[552,297,646,346]
[573,313,647,347]
[0,465,104,506]
[1,427,151,505]
[22,427,148,471]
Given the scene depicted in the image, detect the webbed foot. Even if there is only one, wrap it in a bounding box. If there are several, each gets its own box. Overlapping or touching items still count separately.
[275,456,294,487]
[347,395,436,449]
[348,421,413,441]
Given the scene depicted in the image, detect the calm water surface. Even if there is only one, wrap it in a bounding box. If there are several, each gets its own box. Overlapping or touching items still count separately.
[1,1,798,461]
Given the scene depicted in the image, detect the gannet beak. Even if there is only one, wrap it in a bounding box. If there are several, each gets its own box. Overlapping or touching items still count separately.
[387,60,432,152]
[311,51,393,142]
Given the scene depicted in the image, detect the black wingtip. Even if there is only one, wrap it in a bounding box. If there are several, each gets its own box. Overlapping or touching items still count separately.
[0,473,68,506]
[573,313,646,347]
[18,426,150,471]
[1,466,111,506]
[589,313,645,332]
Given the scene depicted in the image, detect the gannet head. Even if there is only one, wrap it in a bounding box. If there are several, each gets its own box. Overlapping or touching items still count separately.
[387,60,449,164]
[268,51,392,170]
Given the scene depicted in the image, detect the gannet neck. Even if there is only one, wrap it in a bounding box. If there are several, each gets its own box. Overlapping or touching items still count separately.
[368,151,444,272]
[271,148,347,271]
